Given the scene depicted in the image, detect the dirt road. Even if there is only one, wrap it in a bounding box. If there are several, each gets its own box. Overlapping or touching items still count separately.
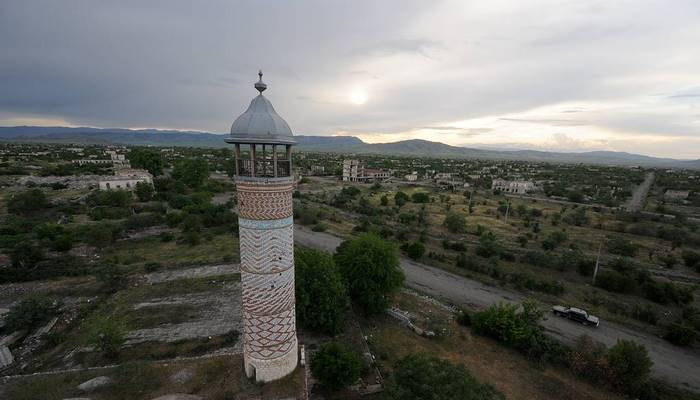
[626,171,655,212]
[294,225,700,392]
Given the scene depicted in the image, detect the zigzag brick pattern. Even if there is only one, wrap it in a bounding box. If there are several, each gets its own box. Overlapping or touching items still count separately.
[235,177,298,382]
[237,180,294,220]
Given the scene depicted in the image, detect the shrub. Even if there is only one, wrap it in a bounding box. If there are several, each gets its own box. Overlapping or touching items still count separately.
[405,242,425,260]
[541,230,567,250]
[6,189,49,215]
[411,192,430,203]
[444,212,466,233]
[295,248,349,335]
[383,353,504,400]
[144,262,162,272]
[476,232,501,258]
[567,335,610,383]
[87,316,126,360]
[643,280,693,305]
[310,342,362,390]
[607,236,637,257]
[3,295,59,332]
[471,301,564,363]
[664,322,697,346]
[96,264,129,293]
[595,271,636,294]
[10,241,45,268]
[394,191,409,207]
[606,340,652,393]
[681,250,700,269]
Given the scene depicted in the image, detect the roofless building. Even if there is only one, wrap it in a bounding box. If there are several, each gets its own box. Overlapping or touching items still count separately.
[226,71,298,382]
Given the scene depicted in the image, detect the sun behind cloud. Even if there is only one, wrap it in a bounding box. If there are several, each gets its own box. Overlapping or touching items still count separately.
[349,88,368,105]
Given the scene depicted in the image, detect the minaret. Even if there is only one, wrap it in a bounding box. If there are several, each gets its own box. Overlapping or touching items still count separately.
[226,71,298,382]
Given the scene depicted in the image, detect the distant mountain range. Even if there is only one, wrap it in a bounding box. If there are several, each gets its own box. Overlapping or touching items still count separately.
[1,126,698,169]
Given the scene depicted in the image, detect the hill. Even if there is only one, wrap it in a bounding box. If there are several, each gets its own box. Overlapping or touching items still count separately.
[1,126,697,169]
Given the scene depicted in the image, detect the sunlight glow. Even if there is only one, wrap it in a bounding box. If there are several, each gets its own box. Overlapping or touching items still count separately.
[349,88,368,105]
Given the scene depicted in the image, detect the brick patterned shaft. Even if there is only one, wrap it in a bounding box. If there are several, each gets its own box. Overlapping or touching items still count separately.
[236,177,298,382]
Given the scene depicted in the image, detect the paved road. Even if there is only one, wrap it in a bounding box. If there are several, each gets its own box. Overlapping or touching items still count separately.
[626,171,655,212]
[294,225,700,392]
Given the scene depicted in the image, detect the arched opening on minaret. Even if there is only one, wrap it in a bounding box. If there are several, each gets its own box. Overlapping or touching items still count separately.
[234,143,292,178]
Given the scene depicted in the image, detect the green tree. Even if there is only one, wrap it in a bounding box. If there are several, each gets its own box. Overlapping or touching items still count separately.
[334,233,404,315]
[444,212,466,233]
[172,158,209,189]
[295,247,349,334]
[380,195,389,206]
[394,191,409,207]
[383,354,504,400]
[6,189,49,215]
[135,181,154,202]
[310,342,362,390]
[128,148,164,176]
[606,340,652,392]
[3,295,58,332]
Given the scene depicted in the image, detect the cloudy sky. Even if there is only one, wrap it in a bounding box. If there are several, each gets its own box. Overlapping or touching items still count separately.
[1,1,699,158]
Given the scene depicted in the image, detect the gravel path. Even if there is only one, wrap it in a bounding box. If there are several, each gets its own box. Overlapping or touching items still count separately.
[294,225,700,392]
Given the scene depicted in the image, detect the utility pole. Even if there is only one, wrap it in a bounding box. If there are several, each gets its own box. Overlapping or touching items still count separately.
[504,201,510,224]
[592,242,603,284]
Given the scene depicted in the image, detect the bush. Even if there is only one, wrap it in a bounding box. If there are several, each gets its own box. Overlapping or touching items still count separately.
[144,262,162,272]
[411,192,430,203]
[471,301,564,363]
[595,271,636,294]
[295,248,349,335]
[394,191,409,207]
[607,236,637,257]
[541,231,567,250]
[681,250,700,269]
[334,233,404,315]
[125,212,163,230]
[135,181,154,202]
[310,342,362,390]
[476,232,501,258]
[643,280,693,305]
[664,322,697,346]
[405,242,425,260]
[444,212,466,233]
[96,264,129,293]
[87,316,126,360]
[383,353,504,400]
[3,295,58,333]
[83,224,114,249]
[10,241,45,268]
[567,335,610,383]
[456,309,471,326]
[606,340,652,393]
[6,189,49,215]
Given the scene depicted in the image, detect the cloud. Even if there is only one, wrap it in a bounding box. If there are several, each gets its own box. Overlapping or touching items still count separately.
[0,0,699,158]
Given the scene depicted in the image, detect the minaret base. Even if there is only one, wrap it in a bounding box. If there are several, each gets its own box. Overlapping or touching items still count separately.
[244,338,298,383]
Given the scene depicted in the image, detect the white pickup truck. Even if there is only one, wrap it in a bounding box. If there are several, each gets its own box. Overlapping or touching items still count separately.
[552,306,600,327]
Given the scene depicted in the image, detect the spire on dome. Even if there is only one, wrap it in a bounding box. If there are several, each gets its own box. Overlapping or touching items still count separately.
[254,70,267,94]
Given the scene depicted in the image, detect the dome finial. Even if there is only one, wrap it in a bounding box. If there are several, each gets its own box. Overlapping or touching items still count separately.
[254,70,267,94]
